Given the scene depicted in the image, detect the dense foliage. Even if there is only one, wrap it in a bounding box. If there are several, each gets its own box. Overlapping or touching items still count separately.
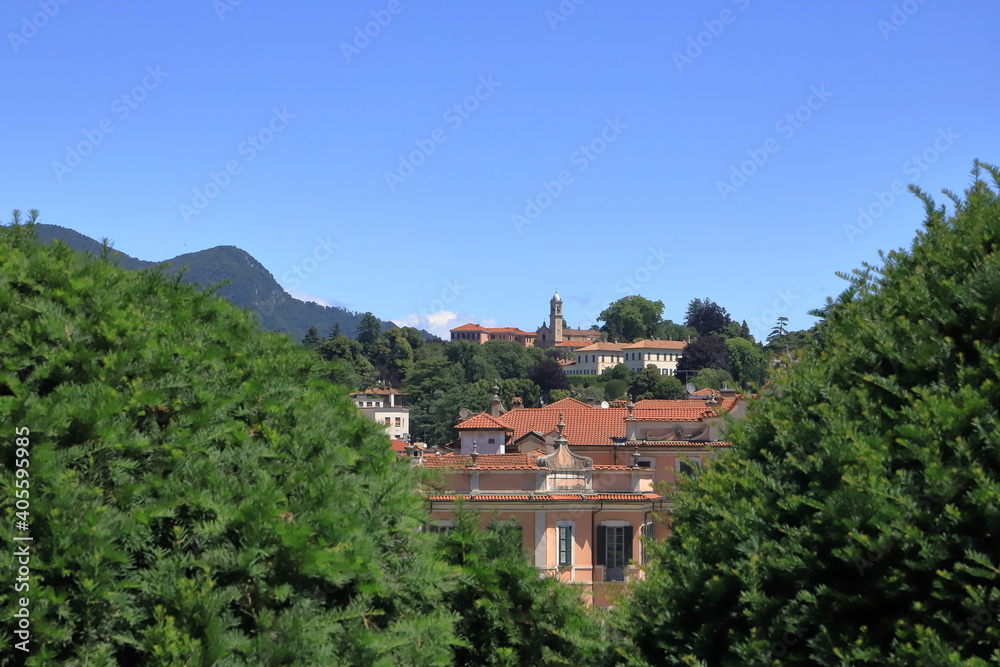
[437,507,613,666]
[0,224,459,665]
[618,165,1000,665]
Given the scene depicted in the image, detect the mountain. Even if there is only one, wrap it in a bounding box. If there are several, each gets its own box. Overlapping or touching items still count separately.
[31,224,410,342]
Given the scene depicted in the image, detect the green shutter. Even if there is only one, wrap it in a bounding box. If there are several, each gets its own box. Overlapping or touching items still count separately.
[596,526,606,566]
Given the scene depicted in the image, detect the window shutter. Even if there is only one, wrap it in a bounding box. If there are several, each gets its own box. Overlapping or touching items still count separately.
[596,526,606,566]
[624,525,634,563]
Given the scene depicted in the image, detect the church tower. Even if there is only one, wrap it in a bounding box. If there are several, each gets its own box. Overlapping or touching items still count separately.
[550,289,564,345]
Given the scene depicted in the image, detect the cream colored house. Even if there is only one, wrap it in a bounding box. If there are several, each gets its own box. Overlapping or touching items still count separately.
[622,339,686,376]
[565,342,626,375]
[349,388,410,441]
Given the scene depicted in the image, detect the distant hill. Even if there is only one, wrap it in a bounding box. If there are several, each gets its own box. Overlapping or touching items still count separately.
[32,224,409,342]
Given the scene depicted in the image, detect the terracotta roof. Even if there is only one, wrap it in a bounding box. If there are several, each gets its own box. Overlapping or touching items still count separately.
[389,439,409,453]
[631,407,718,420]
[622,339,687,350]
[455,413,514,430]
[634,396,741,415]
[543,397,593,410]
[451,323,489,332]
[563,328,601,337]
[487,327,535,336]
[428,492,661,502]
[575,342,625,353]
[633,399,706,409]
[621,441,733,448]
[555,340,591,348]
[421,452,540,469]
[501,408,628,444]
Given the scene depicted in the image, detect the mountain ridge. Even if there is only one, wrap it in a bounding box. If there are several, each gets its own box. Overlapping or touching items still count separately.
[30,223,416,342]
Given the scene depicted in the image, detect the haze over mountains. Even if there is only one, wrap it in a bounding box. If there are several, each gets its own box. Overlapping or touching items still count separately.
[32,224,414,342]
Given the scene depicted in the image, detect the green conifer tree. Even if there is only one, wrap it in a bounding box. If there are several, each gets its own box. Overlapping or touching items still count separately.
[616,163,1000,665]
[0,224,458,665]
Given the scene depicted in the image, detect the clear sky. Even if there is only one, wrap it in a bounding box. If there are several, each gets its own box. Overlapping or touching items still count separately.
[4,1,998,340]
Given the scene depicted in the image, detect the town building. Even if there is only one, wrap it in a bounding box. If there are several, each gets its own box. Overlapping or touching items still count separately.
[448,290,600,349]
[536,289,602,349]
[449,323,537,346]
[564,339,687,376]
[349,388,410,441]
[408,387,744,605]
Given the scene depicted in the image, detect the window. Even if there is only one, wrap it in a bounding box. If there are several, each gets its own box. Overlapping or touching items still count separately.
[394,417,401,427]
[677,457,702,476]
[384,417,391,425]
[428,522,453,534]
[596,524,633,582]
[487,438,495,444]
[557,524,573,566]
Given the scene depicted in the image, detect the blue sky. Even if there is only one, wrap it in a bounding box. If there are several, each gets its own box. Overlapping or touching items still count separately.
[4,1,998,340]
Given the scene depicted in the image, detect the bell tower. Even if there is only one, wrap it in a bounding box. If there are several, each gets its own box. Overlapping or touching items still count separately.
[550,289,564,345]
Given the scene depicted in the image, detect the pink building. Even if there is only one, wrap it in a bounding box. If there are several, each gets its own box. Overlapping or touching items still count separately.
[411,391,745,605]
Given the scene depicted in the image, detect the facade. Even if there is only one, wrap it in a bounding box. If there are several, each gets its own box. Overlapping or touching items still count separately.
[420,414,660,606]
[349,388,410,441]
[409,390,744,605]
[622,339,686,375]
[564,339,687,376]
[565,342,626,375]
[448,290,600,350]
[449,323,536,347]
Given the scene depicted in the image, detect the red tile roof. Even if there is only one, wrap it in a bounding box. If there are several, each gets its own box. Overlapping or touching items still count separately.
[631,407,717,421]
[422,453,540,469]
[575,342,625,353]
[634,396,741,415]
[455,413,515,430]
[389,439,409,453]
[451,323,489,332]
[427,492,661,502]
[622,339,687,350]
[543,397,593,410]
[563,328,601,337]
[501,408,628,444]
[487,327,535,336]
